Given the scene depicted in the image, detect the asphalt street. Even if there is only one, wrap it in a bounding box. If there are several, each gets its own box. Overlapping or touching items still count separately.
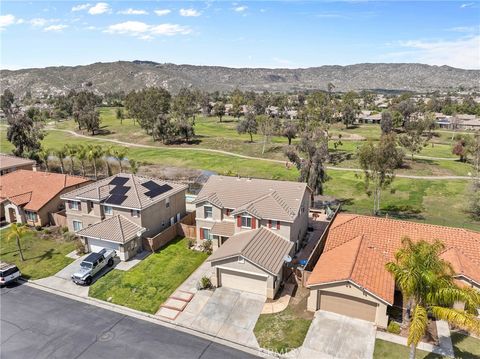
[0,283,260,359]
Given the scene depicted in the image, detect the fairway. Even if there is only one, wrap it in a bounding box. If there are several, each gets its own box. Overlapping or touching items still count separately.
[0,124,477,231]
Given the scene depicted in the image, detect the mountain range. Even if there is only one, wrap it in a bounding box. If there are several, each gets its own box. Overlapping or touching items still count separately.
[1,61,479,96]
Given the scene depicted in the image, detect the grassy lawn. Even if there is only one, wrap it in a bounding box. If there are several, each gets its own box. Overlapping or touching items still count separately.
[1,128,477,230]
[0,227,75,280]
[89,237,208,314]
[373,339,441,359]
[254,287,313,353]
[451,332,480,359]
[374,333,480,359]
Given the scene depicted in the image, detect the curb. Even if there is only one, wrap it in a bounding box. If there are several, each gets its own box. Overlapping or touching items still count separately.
[22,279,276,359]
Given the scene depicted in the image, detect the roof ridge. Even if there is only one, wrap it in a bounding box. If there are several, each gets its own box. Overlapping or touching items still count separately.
[117,215,124,241]
[349,235,364,278]
[130,174,142,206]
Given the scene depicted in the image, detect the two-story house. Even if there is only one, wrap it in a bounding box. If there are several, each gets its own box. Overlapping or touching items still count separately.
[61,173,187,261]
[193,175,311,298]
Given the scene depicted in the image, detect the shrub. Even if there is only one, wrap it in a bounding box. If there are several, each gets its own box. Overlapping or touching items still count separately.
[387,321,401,335]
[75,240,86,255]
[63,231,77,242]
[197,276,212,290]
[35,225,43,231]
[186,237,196,249]
[201,239,212,254]
[61,226,69,233]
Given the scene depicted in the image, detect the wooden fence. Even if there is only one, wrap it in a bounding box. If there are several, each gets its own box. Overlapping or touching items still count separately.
[50,210,67,227]
[143,211,196,252]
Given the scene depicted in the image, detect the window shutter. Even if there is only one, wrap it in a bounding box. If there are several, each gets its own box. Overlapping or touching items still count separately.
[200,229,204,240]
[237,216,241,227]
[276,221,280,230]
[68,201,72,209]
[268,220,272,228]
[252,218,256,229]
[78,202,82,211]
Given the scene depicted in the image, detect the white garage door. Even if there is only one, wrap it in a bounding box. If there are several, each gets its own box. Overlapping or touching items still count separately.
[218,268,267,296]
[88,238,120,254]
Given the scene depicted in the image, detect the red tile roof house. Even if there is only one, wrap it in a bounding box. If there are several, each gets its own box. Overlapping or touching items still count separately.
[60,174,187,261]
[0,170,91,227]
[193,175,311,298]
[306,214,480,328]
[0,153,36,175]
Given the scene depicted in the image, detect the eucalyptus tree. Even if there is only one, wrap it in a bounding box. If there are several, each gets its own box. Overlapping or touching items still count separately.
[237,108,258,143]
[55,147,67,174]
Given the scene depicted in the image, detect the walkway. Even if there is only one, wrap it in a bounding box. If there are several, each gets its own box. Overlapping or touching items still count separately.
[261,283,294,314]
[48,128,476,181]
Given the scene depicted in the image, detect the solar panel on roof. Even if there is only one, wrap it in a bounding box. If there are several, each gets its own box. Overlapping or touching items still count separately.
[109,186,130,196]
[106,195,128,205]
[109,177,129,186]
[142,181,172,198]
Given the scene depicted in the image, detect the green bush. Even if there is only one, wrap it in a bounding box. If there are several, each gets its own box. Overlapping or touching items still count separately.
[198,276,212,290]
[201,239,212,254]
[387,321,401,335]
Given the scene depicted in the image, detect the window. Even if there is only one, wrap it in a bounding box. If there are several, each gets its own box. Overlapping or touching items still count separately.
[166,197,170,208]
[103,205,113,215]
[269,220,281,230]
[69,201,80,211]
[25,211,37,222]
[204,206,213,219]
[73,220,83,232]
[201,228,211,240]
[176,213,181,222]
[130,209,140,218]
[241,216,252,228]
[225,208,232,216]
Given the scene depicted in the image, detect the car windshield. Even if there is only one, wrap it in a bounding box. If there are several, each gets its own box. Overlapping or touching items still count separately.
[80,262,93,269]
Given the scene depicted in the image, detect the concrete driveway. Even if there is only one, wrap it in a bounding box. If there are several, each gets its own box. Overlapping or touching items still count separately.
[298,311,376,359]
[175,287,265,348]
[33,254,118,297]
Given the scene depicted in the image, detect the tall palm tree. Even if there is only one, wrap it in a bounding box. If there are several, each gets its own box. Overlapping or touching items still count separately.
[86,144,103,180]
[113,148,128,173]
[129,159,139,174]
[76,145,88,177]
[55,147,67,174]
[65,144,77,175]
[38,148,50,172]
[386,238,480,359]
[7,223,29,261]
[103,145,113,177]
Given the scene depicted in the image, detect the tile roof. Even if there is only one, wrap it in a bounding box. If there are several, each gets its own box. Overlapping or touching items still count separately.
[307,214,480,304]
[0,154,36,172]
[76,215,145,244]
[208,227,294,275]
[210,221,235,237]
[194,175,309,222]
[61,173,187,209]
[0,170,90,211]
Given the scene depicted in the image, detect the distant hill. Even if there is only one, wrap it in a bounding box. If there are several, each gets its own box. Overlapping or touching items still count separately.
[1,61,479,96]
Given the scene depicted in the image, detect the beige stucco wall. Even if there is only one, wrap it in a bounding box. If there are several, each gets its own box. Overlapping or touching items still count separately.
[307,281,389,328]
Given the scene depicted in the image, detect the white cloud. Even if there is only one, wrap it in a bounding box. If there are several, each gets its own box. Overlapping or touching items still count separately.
[44,24,68,32]
[386,35,480,69]
[179,8,201,17]
[88,3,111,15]
[0,14,17,29]
[154,9,171,16]
[233,6,247,12]
[449,25,480,33]
[30,18,57,27]
[460,3,474,8]
[118,8,148,15]
[105,21,191,39]
[72,3,91,12]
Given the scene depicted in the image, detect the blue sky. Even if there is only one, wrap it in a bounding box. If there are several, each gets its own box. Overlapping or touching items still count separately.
[1,1,479,70]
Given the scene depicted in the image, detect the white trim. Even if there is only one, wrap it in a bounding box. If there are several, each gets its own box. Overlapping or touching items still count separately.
[307,279,392,306]
[216,266,269,279]
[211,256,278,277]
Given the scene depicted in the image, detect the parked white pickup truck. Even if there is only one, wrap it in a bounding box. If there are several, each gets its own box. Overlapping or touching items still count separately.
[71,248,116,285]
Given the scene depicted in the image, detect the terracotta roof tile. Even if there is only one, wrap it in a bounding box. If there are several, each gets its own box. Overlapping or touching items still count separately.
[0,170,90,211]
[0,154,35,172]
[307,214,480,304]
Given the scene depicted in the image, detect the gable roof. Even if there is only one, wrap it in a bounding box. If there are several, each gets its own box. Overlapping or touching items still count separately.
[307,214,480,304]
[208,227,294,275]
[0,154,36,172]
[194,175,309,222]
[76,215,145,244]
[61,173,187,210]
[0,170,90,211]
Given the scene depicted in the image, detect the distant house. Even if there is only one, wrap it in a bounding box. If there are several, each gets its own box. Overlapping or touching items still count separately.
[306,214,480,328]
[0,170,91,227]
[61,173,187,260]
[0,154,36,175]
[194,175,311,298]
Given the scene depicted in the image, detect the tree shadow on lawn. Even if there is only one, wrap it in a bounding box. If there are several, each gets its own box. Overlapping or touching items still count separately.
[380,205,425,221]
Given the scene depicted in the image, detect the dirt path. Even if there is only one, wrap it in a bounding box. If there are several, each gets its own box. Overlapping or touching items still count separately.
[46,129,476,181]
